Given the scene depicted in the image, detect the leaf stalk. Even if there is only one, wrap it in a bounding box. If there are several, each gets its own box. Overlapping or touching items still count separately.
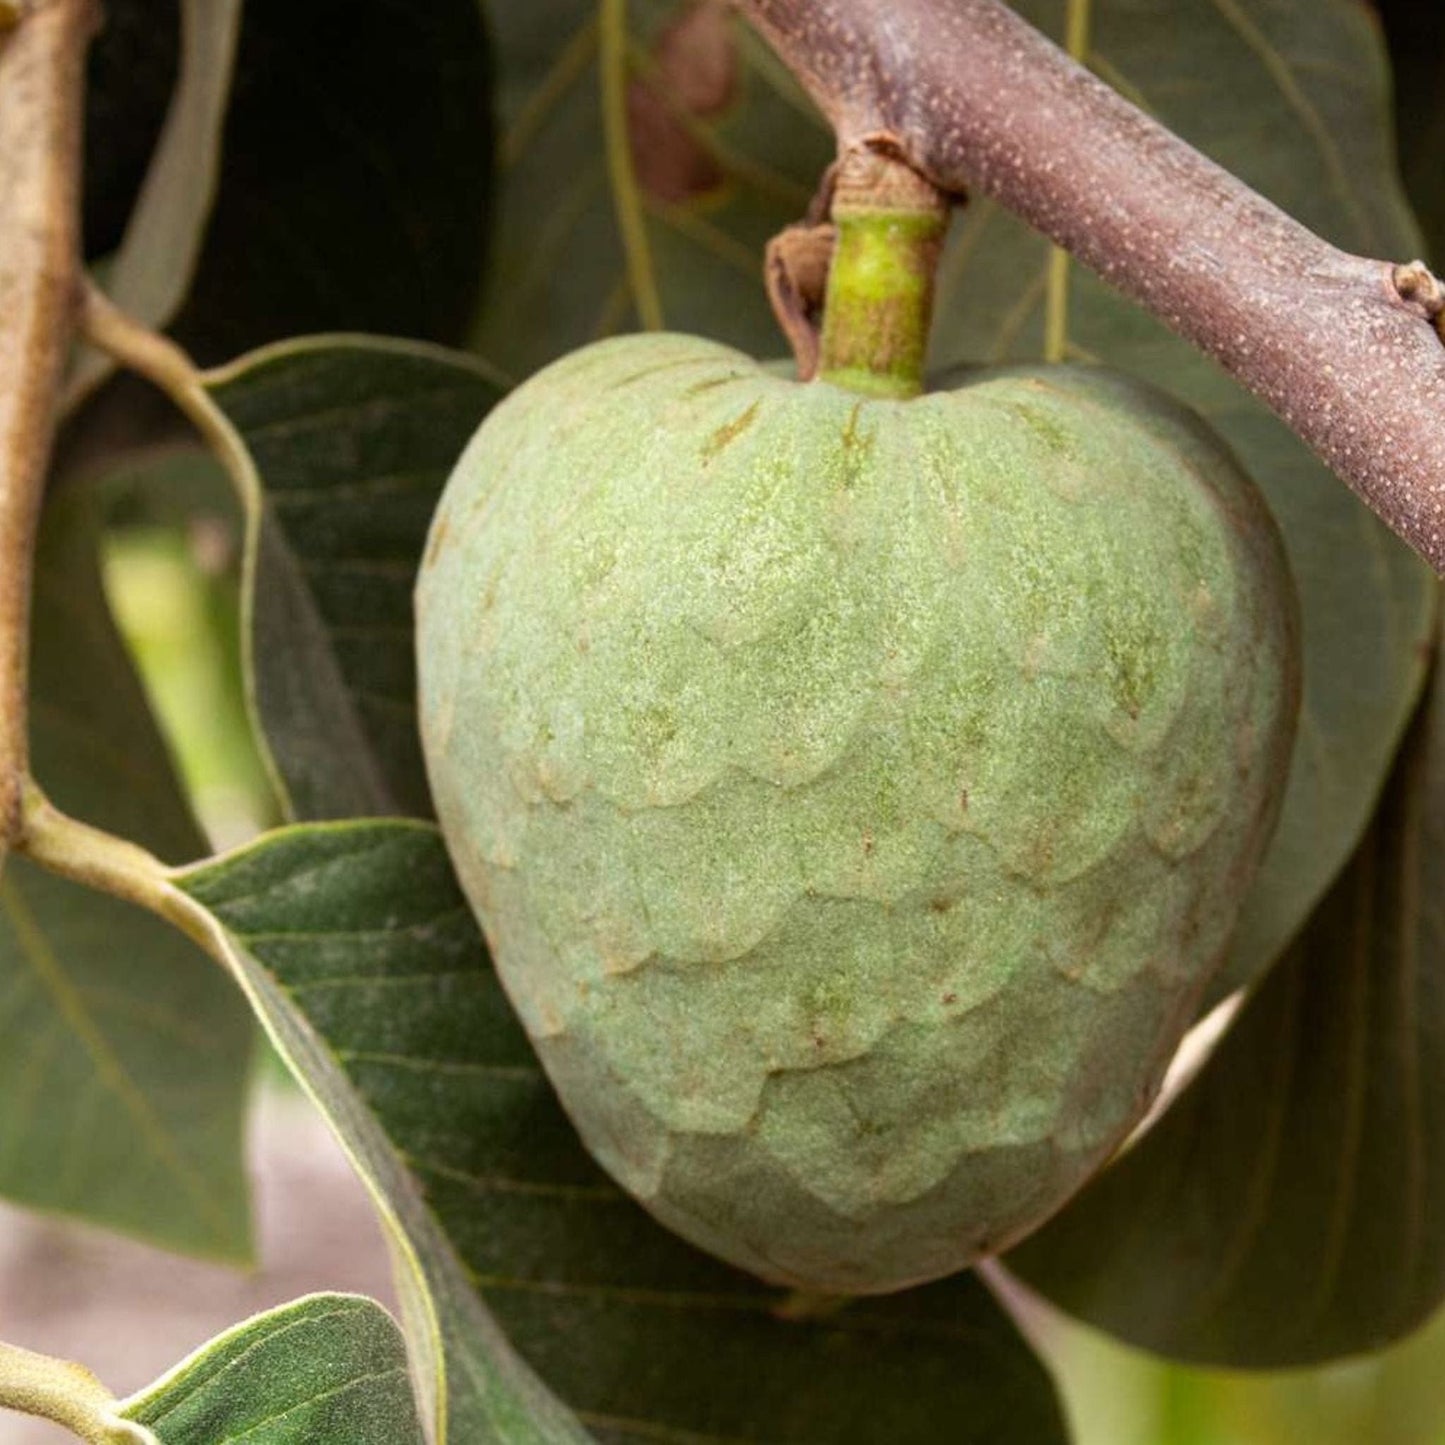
[0,1340,154,1445]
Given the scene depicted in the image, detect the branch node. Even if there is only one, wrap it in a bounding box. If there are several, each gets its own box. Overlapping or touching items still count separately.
[1393,260,1445,341]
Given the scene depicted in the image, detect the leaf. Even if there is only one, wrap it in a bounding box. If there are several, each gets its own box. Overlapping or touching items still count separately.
[120,1294,426,1445]
[0,490,253,1262]
[475,0,830,377]
[176,821,1069,1444]
[70,0,245,409]
[480,0,1435,1000]
[1007,618,1445,1367]
[173,830,598,1445]
[203,336,507,821]
[172,0,494,364]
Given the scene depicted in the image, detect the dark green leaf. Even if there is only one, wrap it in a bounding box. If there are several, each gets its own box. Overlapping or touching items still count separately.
[173,0,494,363]
[178,822,1068,1444]
[0,491,253,1262]
[176,828,595,1445]
[1008,623,1445,1367]
[475,0,829,377]
[204,336,507,821]
[121,1294,425,1445]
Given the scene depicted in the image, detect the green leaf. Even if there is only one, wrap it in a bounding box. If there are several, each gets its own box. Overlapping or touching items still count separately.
[70,0,245,409]
[172,0,494,364]
[203,336,507,821]
[1007,620,1445,1367]
[481,0,1435,1000]
[475,0,829,377]
[174,828,596,1445]
[0,491,253,1262]
[928,0,1436,999]
[120,1294,426,1445]
[177,821,1068,1444]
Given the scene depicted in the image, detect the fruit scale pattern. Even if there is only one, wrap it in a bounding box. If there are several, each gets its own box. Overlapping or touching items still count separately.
[417,332,1299,1295]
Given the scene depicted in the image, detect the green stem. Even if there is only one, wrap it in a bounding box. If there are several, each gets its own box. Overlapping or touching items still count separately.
[17,779,217,953]
[0,1340,151,1444]
[816,149,949,399]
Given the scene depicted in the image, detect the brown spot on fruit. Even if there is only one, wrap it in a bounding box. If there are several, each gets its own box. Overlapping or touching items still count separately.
[703,399,761,459]
[423,512,450,569]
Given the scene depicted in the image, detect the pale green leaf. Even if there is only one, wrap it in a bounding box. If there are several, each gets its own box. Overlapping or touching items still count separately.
[0,492,253,1261]
[176,822,1067,1444]
[120,1294,425,1445]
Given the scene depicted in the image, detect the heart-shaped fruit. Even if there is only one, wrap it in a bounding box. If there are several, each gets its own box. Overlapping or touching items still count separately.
[416,331,1299,1294]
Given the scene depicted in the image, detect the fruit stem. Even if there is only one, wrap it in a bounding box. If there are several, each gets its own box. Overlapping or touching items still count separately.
[816,149,950,400]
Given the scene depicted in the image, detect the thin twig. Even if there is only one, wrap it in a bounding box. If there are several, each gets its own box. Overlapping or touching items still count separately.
[16,779,219,953]
[76,282,260,508]
[0,1338,154,1445]
[737,0,1445,572]
[0,0,93,852]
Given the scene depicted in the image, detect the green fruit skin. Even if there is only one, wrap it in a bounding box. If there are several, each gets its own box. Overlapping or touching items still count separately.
[416,332,1300,1295]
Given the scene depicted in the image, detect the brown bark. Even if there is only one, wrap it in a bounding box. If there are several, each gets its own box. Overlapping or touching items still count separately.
[738,0,1445,572]
[0,0,92,850]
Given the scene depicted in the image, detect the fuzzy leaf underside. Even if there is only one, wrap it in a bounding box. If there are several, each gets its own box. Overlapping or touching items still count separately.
[121,1294,426,1445]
